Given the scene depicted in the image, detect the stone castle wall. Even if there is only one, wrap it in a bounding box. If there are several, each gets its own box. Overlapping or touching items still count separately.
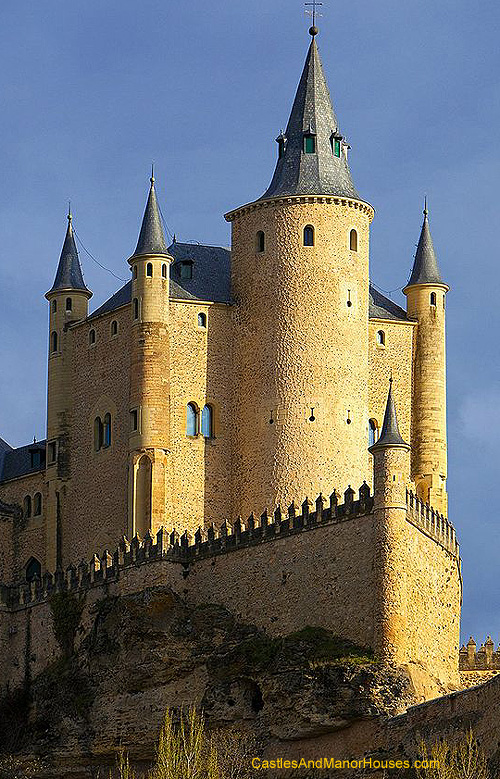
[0,486,461,698]
[0,472,46,581]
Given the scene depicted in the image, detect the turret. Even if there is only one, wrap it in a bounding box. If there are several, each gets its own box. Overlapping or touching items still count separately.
[127,172,173,536]
[44,209,92,570]
[403,203,449,513]
[369,379,411,664]
[226,28,374,518]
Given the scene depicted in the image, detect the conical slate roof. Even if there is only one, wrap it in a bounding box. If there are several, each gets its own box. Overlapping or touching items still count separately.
[47,213,91,297]
[369,379,409,451]
[259,32,360,201]
[407,204,444,287]
[130,175,168,258]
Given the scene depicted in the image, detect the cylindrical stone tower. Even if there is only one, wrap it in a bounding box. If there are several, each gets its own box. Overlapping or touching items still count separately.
[127,174,173,536]
[226,30,374,518]
[45,210,92,571]
[404,205,449,514]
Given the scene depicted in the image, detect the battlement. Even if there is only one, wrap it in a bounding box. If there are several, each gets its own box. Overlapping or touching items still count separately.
[406,490,458,556]
[0,483,460,611]
[460,637,500,670]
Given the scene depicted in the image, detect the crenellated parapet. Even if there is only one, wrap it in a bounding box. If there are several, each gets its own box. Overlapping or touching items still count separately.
[406,490,458,557]
[460,637,500,670]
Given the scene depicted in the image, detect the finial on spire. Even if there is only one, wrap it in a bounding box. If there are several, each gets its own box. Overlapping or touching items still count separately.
[423,195,428,217]
[151,162,155,185]
[305,1,322,35]
[68,200,72,223]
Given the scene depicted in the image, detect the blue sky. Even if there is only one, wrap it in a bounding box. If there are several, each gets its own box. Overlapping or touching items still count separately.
[0,0,499,643]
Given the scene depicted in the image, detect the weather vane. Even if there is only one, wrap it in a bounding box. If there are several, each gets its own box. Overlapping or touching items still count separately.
[305,1,323,31]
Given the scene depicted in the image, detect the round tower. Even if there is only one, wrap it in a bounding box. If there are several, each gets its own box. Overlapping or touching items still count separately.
[45,209,92,570]
[127,173,173,536]
[226,30,374,518]
[369,379,411,664]
[403,203,449,514]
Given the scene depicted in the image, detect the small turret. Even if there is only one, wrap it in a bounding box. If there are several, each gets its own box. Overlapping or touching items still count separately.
[404,202,449,513]
[44,209,92,571]
[369,378,410,510]
[127,172,173,537]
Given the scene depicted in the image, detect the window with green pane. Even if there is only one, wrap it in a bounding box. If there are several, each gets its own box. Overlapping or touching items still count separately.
[334,139,341,157]
[303,134,316,153]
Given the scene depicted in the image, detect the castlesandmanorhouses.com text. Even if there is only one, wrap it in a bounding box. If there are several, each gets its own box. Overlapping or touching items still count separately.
[251,757,439,771]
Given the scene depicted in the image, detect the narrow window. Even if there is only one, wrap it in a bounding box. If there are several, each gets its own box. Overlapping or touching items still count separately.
[103,413,112,448]
[186,403,198,436]
[180,261,193,280]
[94,417,103,451]
[303,225,314,247]
[443,295,446,310]
[430,292,437,306]
[52,300,57,313]
[376,330,385,346]
[133,265,138,279]
[51,331,58,353]
[303,134,316,153]
[161,263,167,278]
[47,441,57,464]
[23,495,32,519]
[65,297,72,311]
[30,450,41,469]
[201,405,213,438]
[369,419,378,447]
[26,557,41,583]
[133,298,139,320]
[111,320,118,337]
[34,493,42,516]
[198,312,207,328]
[349,229,358,252]
[130,409,138,432]
[278,137,286,158]
[146,262,153,277]
[89,328,96,345]
[256,231,265,253]
[333,138,341,157]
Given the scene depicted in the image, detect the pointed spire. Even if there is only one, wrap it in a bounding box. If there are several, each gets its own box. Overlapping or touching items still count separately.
[130,172,168,259]
[369,378,409,451]
[46,208,92,298]
[406,200,445,287]
[259,33,360,201]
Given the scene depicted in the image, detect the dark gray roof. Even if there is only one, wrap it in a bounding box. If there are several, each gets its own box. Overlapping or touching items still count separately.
[0,441,46,483]
[259,35,360,201]
[47,215,92,297]
[369,379,408,451]
[88,243,231,320]
[130,177,169,259]
[369,285,408,321]
[406,208,444,287]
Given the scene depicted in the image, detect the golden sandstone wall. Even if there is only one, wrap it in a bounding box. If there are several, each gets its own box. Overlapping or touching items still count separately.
[229,198,374,519]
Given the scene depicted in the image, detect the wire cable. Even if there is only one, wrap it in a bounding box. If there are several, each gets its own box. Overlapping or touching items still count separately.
[73,229,128,282]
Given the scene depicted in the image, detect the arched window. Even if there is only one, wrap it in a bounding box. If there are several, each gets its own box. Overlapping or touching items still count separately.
[26,557,41,583]
[303,225,314,247]
[94,417,103,451]
[135,455,152,536]
[161,263,167,278]
[52,300,57,313]
[430,292,437,306]
[133,298,139,320]
[376,330,385,346]
[256,231,265,253]
[146,262,153,277]
[65,297,72,311]
[89,328,96,345]
[186,403,198,436]
[133,266,138,279]
[201,405,213,438]
[23,495,32,519]
[198,312,207,328]
[111,320,118,337]
[369,419,379,447]
[349,229,358,252]
[33,493,42,516]
[103,413,112,448]
[51,331,58,353]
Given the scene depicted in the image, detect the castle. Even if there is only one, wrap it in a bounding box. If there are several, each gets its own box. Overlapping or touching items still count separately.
[0,27,462,698]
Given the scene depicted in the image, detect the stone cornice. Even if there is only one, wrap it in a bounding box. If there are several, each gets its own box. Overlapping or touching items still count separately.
[225,195,375,223]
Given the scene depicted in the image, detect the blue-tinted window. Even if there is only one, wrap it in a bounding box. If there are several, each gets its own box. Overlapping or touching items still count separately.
[103,413,112,448]
[201,405,213,438]
[303,225,314,246]
[187,403,198,436]
[369,419,378,447]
